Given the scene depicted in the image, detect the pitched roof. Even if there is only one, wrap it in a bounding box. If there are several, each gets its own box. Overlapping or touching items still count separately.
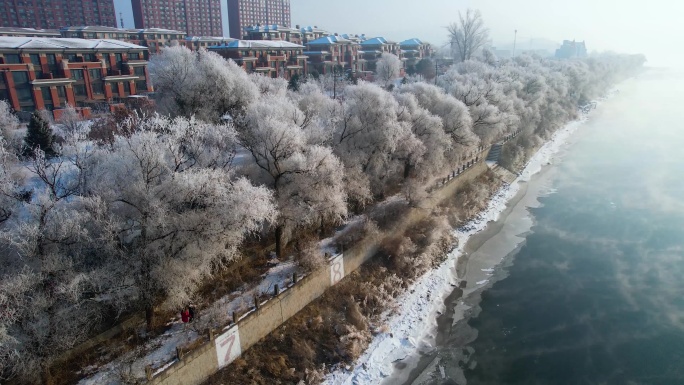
[307,35,352,45]
[0,27,60,36]
[360,37,396,46]
[210,40,304,49]
[0,37,147,50]
[60,26,185,35]
[400,38,423,47]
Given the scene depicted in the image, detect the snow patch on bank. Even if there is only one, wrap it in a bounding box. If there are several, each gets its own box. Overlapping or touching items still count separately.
[323,116,587,385]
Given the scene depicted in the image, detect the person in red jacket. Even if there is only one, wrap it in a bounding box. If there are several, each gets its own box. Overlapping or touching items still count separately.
[181,307,190,324]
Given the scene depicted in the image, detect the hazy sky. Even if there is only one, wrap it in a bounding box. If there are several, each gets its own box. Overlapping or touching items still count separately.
[113,0,683,65]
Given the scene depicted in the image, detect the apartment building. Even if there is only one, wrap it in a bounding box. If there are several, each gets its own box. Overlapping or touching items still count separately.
[131,0,222,37]
[209,40,306,79]
[0,0,116,29]
[0,37,151,116]
[227,0,291,39]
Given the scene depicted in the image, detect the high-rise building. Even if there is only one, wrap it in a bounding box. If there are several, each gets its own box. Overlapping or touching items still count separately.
[227,0,291,39]
[0,0,116,29]
[131,0,222,37]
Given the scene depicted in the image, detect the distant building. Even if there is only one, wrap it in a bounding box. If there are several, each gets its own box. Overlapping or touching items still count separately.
[0,0,116,29]
[555,40,587,59]
[304,35,359,74]
[61,26,186,54]
[358,37,402,72]
[227,0,291,39]
[131,0,222,37]
[0,37,151,116]
[182,36,236,51]
[209,40,306,80]
[297,25,329,45]
[0,27,61,38]
[399,38,433,68]
[243,24,300,43]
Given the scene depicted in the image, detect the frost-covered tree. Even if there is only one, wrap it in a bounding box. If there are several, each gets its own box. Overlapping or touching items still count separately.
[375,53,402,89]
[397,82,477,152]
[149,46,259,122]
[239,95,347,256]
[90,116,276,329]
[335,82,418,196]
[0,144,102,384]
[0,101,21,155]
[0,138,17,224]
[447,9,489,62]
[291,81,339,146]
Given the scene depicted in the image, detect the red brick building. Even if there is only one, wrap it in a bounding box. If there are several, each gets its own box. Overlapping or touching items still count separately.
[0,37,151,116]
[227,0,291,39]
[209,40,306,80]
[304,35,359,74]
[61,26,186,54]
[243,24,300,43]
[0,0,116,29]
[183,36,236,51]
[132,0,222,37]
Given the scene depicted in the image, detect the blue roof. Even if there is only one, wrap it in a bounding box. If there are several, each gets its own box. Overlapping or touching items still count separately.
[400,38,423,47]
[307,35,350,45]
[360,37,389,46]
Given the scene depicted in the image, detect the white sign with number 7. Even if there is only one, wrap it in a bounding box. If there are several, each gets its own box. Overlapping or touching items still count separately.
[215,324,241,369]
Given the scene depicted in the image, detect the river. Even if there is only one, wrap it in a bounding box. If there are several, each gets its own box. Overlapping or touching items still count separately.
[388,68,684,385]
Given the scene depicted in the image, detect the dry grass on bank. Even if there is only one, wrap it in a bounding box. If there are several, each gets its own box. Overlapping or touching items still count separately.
[206,172,503,385]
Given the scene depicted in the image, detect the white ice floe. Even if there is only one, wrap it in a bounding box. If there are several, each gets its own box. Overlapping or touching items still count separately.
[323,115,589,385]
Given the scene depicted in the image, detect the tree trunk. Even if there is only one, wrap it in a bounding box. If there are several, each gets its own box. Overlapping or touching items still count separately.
[403,161,411,179]
[146,304,155,332]
[275,225,284,258]
[41,363,54,385]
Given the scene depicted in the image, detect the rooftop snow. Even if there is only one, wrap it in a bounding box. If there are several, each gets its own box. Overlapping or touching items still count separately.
[400,38,423,47]
[210,40,304,49]
[60,26,185,34]
[307,35,352,45]
[0,37,148,50]
[360,37,396,46]
[185,36,236,42]
[0,27,60,35]
[244,24,295,32]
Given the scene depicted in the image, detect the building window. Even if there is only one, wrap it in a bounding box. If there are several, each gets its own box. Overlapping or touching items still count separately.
[123,82,130,94]
[30,54,41,65]
[12,71,32,104]
[4,54,21,64]
[89,69,102,80]
[74,84,87,97]
[135,80,147,92]
[91,82,103,95]
[56,86,66,98]
[71,69,84,80]
[41,87,52,103]
[134,66,145,76]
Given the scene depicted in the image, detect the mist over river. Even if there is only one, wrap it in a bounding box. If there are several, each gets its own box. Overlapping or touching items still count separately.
[393,68,684,385]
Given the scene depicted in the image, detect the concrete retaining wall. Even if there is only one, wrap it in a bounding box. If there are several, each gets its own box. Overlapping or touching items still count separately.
[149,153,491,385]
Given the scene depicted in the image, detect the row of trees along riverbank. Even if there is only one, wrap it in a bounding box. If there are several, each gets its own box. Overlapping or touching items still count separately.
[0,23,644,384]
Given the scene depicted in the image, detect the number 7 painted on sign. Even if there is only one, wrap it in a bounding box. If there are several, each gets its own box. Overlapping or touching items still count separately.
[330,254,345,285]
[215,325,241,369]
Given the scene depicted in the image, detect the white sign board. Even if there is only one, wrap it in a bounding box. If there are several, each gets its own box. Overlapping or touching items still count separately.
[330,254,345,286]
[216,325,241,369]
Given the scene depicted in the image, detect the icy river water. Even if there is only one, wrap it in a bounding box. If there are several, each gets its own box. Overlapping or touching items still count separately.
[391,68,684,385]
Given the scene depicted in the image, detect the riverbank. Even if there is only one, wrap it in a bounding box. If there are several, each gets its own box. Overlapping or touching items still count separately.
[323,116,589,385]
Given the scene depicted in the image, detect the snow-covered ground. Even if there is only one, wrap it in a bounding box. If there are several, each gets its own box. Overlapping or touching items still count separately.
[78,258,302,384]
[323,116,589,385]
